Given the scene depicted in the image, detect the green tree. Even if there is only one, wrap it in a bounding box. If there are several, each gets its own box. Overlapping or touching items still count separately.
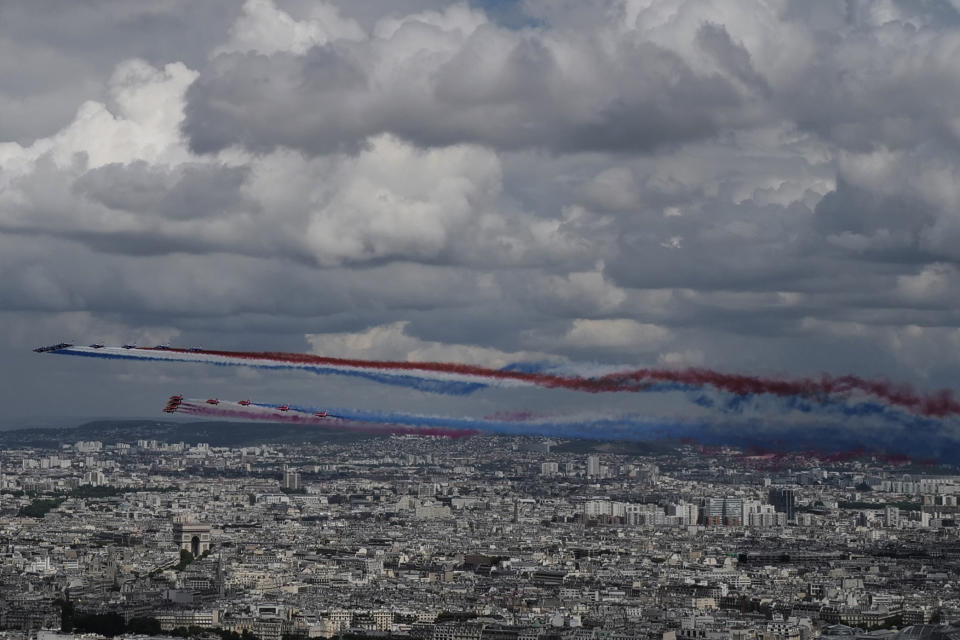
[127,617,162,634]
[53,596,75,632]
[174,549,195,571]
[18,497,65,518]
[73,612,125,637]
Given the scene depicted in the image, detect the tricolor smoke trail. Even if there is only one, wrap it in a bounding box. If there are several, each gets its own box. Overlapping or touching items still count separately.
[174,399,476,438]
[172,398,960,462]
[173,398,710,442]
[39,344,960,418]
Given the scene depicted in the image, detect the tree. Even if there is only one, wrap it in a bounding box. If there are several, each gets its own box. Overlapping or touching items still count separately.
[127,617,162,634]
[174,549,195,571]
[73,612,125,637]
[18,497,65,518]
[53,596,75,632]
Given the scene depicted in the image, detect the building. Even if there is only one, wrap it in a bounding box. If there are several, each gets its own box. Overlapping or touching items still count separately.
[173,517,211,556]
[769,488,796,521]
[668,501,700,525]
[587,455,601,478]
[415,501,453,520]
[283,468,301,491]
[541,462,559,476]
[703,497,743,526]
[884,505,900,528]
[82,470,106,487]
[157,610,221,631]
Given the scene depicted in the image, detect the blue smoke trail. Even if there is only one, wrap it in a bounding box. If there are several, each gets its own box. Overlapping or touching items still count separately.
[56,350,702,398]
[224,401,960,461]
[700,387,947,433]
[251,402,708,442]
[685,390,959,460]
[55,349,960,460]
[180,396,960,462]
[56,349,487,395]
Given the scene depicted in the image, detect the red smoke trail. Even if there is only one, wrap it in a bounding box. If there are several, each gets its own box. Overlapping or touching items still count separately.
[177,402,475,438]
[165,347,960,417]
[485,411,541,421]
[622,369,960,418]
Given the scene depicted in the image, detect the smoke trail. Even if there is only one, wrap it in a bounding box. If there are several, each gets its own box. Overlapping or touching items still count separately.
[176,401,476,438]
[49,347,487,395]
[174,399,708,442]
[40,344,960,418]
[170,398,960,462]
[699,387,947,434]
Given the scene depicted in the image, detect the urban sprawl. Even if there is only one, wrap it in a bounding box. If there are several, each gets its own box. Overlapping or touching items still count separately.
[2,431,960,640]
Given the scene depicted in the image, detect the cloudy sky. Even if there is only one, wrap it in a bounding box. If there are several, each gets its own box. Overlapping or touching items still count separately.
[4,0,960,424]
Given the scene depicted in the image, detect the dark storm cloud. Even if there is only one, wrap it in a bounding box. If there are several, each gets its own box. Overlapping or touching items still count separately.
[74,161,252,221]
[695,23,769,96]
[603,197,817,292]
[182,23,746,155]
[0,234,502,322]
[183,47,369,155]
[774,3,960,153]
[811,179,937,260]
[0,156,260,258]
[177,0,960,160]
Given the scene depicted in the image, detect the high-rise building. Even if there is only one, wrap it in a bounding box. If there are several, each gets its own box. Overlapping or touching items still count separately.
[668,501,699,525]
[768,488,796,520]
[541,462,559,476]
[884,505,900,528]
[283,468,301,491]
[703,497,743,526]
[82,470,106,487]
[587,455,601,477]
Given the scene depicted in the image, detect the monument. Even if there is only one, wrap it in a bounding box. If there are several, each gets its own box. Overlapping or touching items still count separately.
[172,516,211,557]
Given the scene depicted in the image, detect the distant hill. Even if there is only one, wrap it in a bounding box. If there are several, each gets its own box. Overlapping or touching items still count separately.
[0,419,385,449]
[550,439,681,455]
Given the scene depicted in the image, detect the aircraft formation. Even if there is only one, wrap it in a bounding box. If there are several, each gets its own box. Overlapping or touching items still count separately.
[30,342,960,462]
[162,394,329,420]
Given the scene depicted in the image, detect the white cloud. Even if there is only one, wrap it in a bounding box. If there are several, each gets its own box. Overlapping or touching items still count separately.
[563,318,671,349]
[0,59,197,176]
[542,268,627,314]
[798,317,870,338]
[0,58,561,269]
[373,3,487,40]
[580,167,641,211]
[896,263,955,302]
[218,0,365,55]
[657,349,705,367]
[306,321,558,367]
[304,134,502,265]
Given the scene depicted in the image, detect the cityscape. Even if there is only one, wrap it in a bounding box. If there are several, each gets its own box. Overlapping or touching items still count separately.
[1,425,959,640]
[5,1,960,640]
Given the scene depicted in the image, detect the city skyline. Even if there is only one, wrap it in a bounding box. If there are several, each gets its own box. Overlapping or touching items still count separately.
[3,430,960,635]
